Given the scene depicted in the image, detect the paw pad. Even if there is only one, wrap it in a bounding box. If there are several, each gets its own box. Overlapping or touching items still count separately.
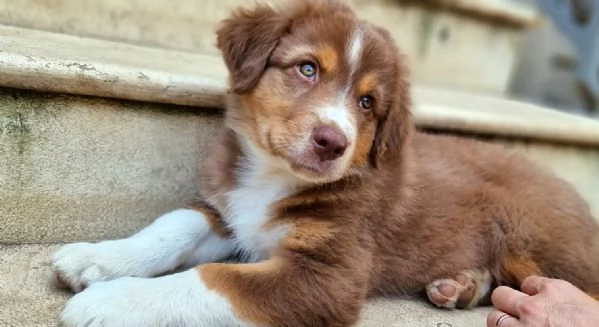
[426,270,491,309]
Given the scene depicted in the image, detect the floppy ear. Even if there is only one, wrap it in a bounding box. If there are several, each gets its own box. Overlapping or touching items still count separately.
[368,24,413,168]
[370,61,413,168]
[216,4,289,94]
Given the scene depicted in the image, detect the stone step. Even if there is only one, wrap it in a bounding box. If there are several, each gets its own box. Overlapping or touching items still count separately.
[0,0,539,94]
[0,0,536,53]
[0,243,492,327]
[2,25,599,244]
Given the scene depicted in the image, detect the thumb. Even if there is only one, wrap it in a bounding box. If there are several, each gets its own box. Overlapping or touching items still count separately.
[520,275,550,296]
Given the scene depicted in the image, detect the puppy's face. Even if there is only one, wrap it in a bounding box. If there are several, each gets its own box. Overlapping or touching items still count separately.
[218,0,411,183]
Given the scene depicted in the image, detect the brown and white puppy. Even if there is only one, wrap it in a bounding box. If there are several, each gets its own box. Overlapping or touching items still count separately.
[52,0,599,326]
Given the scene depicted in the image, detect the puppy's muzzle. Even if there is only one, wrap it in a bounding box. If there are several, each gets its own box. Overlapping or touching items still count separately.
[311,125,348,161]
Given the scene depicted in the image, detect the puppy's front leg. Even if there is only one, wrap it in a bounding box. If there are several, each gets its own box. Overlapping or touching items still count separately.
[52,205,235,292]
[58,253,368,327]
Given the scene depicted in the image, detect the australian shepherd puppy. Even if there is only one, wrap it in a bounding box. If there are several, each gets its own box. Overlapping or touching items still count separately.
[52,0,599,326]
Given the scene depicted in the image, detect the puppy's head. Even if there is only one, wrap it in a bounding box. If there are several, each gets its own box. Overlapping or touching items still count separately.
[217,0,412,183]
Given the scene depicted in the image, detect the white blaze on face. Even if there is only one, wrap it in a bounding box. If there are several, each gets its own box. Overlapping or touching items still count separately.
[317,105,357,142]
[313,26,364,154]
[347,27,363,78]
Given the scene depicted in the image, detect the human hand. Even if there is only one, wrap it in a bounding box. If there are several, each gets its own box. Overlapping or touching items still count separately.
[487,275,599,327]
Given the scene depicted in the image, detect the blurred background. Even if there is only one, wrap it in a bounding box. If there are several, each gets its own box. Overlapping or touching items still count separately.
[1,0,598,118]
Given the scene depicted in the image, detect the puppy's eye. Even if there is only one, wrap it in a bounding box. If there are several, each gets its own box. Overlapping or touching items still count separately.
[298,62,318,80]
[359,95,374,110]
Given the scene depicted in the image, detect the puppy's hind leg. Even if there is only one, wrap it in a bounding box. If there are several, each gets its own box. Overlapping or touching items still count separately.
[52,202,236,292]
[498,253,599,303]
[499,253,543,288]
[426,268,494,309]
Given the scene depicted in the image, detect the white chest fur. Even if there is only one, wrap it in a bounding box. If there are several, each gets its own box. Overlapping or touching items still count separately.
[222,146,304,262]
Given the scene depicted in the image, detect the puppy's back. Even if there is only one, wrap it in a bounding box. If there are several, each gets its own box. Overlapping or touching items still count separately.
[410,132,599,292]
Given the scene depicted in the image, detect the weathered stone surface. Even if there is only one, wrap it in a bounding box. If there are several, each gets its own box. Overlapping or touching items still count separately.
[0,0,537,93]
[0,88,222,243]
[0,25,227,108]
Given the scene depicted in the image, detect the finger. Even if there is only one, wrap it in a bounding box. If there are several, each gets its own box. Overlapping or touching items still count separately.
[491,286,529,316]
[487,310,520,327]
[521,275,550,296]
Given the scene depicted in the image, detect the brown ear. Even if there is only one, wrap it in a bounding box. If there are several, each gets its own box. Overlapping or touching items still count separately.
[370,61,413,168]
[216,4,289,94]
[369,24,413,168]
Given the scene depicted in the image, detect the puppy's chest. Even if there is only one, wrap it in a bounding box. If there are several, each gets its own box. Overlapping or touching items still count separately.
[222,176,296,262]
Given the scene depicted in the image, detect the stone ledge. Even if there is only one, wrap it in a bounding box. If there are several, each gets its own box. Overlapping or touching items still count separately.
[413,87,599,148]
[396,0,539,28]
[0,25,228,109]
[1,24,598,147]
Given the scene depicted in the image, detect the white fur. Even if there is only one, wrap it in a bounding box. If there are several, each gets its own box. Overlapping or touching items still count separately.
[472,269,493,305]
[347,28,363,76]
[317,105,357,141]
[58,269,254,327]
[52,209,235,292]
[223,138,303,262]
[53,138,306,325]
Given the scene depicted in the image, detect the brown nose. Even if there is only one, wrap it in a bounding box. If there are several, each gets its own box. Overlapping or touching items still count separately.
[311,125,348,161]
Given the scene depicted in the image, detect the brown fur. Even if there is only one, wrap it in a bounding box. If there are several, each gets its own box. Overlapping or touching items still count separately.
[317,44,340,75]
[187,201,232,238]
[500,254,542,287]
[191,0,599,326]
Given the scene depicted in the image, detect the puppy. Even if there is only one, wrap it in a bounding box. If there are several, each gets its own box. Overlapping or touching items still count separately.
[52,0,599,326]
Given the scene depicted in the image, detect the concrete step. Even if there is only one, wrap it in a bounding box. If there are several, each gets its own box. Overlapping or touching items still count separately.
[0,0,539,94]
[0,87,222,243]
[2,25,599,244]
[0,0,536,54]
[0,243,492,327]
[0,24,227,108]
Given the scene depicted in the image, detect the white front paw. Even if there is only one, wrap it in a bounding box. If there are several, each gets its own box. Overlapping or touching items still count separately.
[52,241,142,292]
[59,277,164,327]
[58,270,249,327]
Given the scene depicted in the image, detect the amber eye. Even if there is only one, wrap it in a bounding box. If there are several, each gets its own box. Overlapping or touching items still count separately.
[298,62,318,80]
[359,95,374,110]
